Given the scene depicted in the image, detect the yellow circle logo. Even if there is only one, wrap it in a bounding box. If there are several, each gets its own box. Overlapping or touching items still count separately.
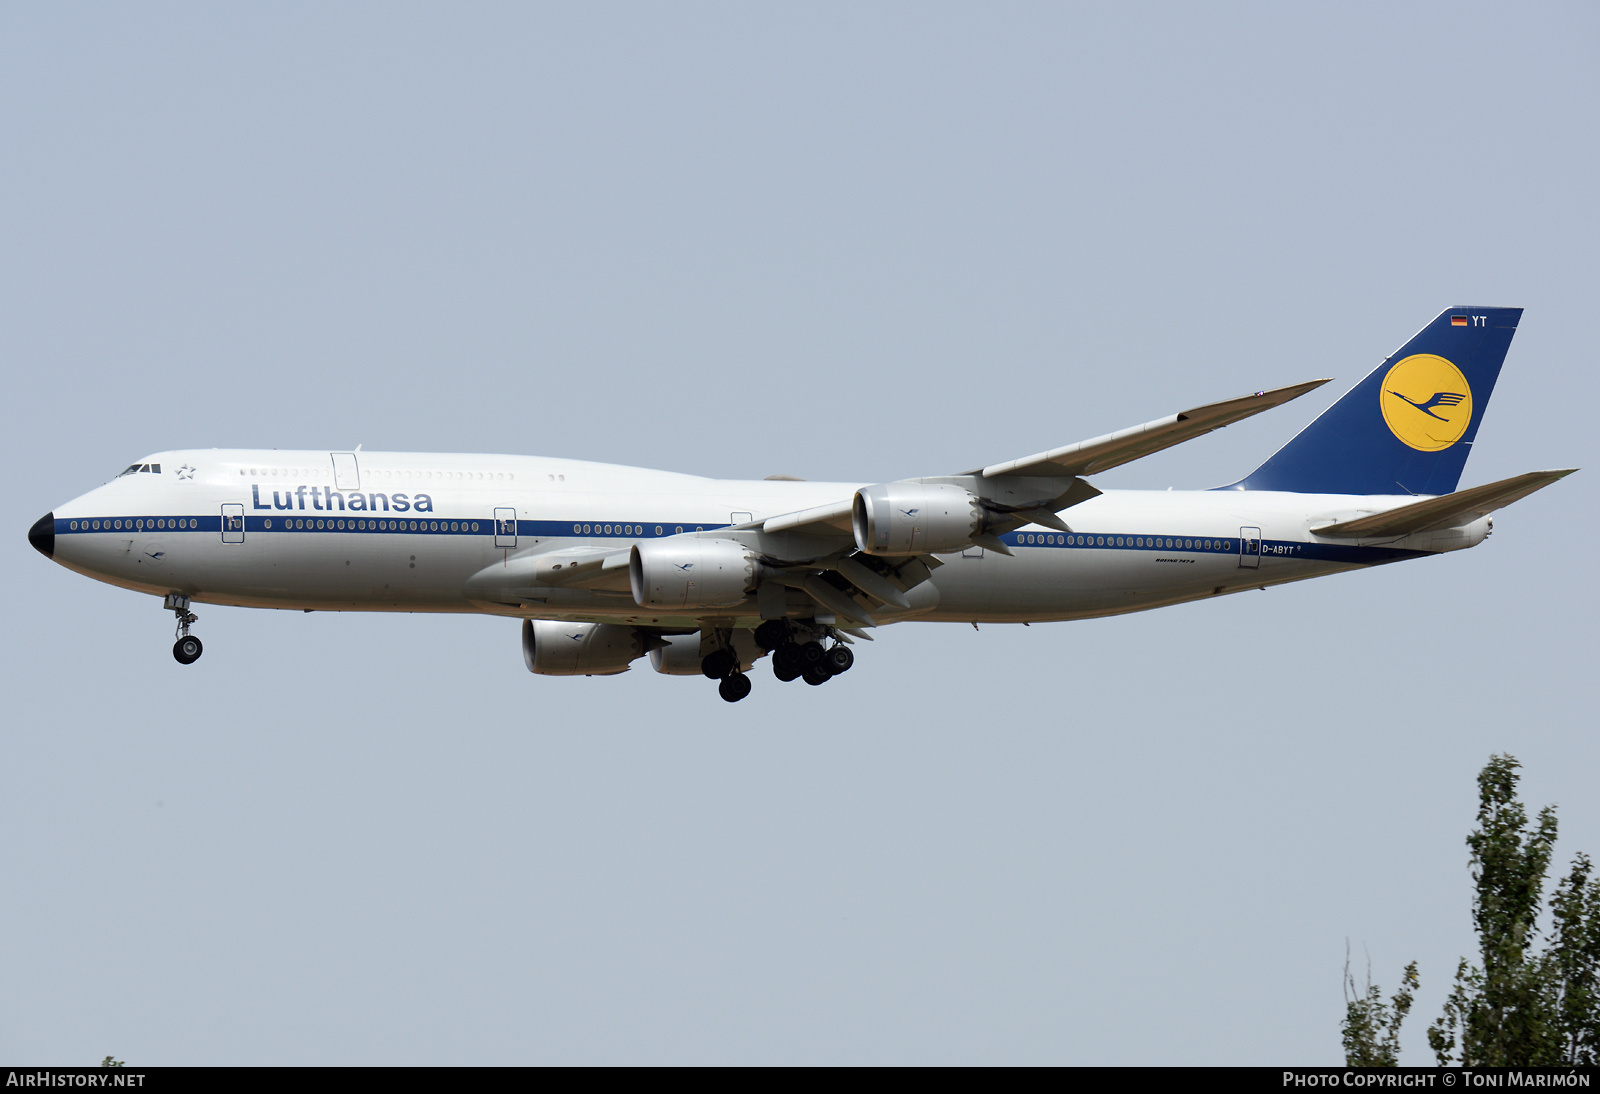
[1379,354,1473,452]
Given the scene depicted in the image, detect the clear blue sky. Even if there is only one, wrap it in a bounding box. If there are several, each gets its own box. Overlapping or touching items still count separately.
[3,2,1596,1064]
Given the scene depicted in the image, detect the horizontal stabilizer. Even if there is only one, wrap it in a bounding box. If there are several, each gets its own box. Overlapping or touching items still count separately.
[1312,469,1577,537]
[974,379,1329,479]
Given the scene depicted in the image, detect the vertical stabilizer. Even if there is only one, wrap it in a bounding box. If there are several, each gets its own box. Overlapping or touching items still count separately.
[1232,307,1521,495]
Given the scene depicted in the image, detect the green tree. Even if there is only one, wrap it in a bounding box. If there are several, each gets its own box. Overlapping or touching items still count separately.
[1425,754,1600,1066]
[1342,948,1418,1066]
[1344,755,1600,1066]
[1546,851,1600,1063]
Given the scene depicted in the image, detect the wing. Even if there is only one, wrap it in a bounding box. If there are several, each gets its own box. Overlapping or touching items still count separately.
[1312,469,1577,537]
[757,498,855,537]
[753,378,1329,539]
[969,379,1329,479]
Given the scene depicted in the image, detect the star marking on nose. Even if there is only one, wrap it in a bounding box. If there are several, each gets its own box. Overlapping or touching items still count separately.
[176,465,196,480]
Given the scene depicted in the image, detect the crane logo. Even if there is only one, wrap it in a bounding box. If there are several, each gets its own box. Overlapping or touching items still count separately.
[1380,354,1473,452]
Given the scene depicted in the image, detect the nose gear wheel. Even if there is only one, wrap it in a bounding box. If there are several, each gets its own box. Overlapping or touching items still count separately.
[164,593,202,665]
[173,635,203,664]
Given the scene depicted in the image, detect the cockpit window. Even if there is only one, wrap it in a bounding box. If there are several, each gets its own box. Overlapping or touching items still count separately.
[117,463,161,476]
[119,465,141,477]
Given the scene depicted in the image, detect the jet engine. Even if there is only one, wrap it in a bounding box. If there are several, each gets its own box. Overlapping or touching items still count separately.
[649,633,706,675]
[648,629,764,675]
[852,482,982,556]
[629,538,759,609]
[521,619,649,676]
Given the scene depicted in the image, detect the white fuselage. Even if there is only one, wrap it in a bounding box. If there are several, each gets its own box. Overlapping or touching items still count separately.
[40,449,1483,630]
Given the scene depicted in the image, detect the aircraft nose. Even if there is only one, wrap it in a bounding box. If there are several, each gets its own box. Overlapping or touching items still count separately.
[28,512,54,558]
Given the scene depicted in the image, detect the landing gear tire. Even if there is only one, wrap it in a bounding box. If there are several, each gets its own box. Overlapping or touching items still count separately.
[802,667,832,686]
[774,643,805,672]
[165,593,201,665]
[173,635,203,665]
[824,645,854,674]
[773,660,802,683]
[718,673,752,702]
[753,619,789,651]
[702,648,736,679]
[799,641,826,668]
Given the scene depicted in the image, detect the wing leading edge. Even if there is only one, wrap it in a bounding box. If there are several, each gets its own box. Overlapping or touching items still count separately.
[969,379,1331,479]
[757,378,1330,540]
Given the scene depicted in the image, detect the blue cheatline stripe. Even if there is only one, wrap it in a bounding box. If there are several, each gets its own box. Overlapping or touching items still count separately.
[52,516,733,538]
[52,518,1422,564]
[59,516,223,533]
[520,520,731,538]
[999,530,1425,565]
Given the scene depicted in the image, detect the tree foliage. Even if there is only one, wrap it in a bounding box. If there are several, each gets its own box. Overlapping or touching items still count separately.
[1343,950,1418,1066]
[1547,852,1600,1063]
[1428,753,1562,1064]
[1344,754,1600,1067]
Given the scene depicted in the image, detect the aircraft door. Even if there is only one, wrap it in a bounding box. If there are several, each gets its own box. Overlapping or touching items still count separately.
[1238,526,1262,569]
[494,508,518,549]
[331,452,361,491]
[221,503,245,544]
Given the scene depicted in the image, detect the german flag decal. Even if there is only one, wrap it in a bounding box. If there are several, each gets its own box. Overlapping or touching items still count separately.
[1451,315,1469,326]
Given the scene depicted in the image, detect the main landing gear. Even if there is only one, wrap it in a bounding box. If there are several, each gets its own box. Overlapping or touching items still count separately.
[754,619,854,688]
[700,620,859,703]
[701,645,753,703]
[166,593,203,665]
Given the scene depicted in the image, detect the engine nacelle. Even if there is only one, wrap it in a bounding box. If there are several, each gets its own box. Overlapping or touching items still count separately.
[629,538,759,609]
[649,633,706,676]
[522,619,647,676]
[648,629,763,675]
[852,482,982,556]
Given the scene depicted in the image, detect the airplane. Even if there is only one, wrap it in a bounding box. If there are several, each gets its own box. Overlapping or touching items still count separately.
[26,306,1575,702]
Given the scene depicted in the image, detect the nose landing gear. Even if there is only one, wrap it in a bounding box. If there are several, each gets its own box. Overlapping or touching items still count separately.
[166,593,203,665]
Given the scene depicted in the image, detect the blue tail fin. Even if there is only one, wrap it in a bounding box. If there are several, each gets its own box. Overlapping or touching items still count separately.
[1232,306,1522,495]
